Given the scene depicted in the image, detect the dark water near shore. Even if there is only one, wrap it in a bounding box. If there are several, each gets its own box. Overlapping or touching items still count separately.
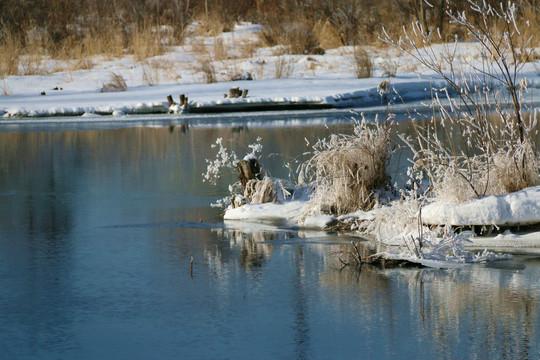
[1,115,540,359]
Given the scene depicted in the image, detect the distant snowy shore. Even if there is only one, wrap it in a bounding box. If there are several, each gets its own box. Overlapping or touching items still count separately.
[1,72,539,119]
[0,77,446,118]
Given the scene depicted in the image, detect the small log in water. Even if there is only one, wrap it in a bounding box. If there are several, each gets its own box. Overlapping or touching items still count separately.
[237,158,262,190]
[363,254,424,268]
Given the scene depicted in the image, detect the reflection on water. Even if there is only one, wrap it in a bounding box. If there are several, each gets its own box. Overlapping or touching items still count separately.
[1,121,540,359]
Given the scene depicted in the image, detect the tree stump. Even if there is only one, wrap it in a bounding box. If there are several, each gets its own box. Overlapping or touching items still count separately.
[229,87,242,98]
[167,95,176,107]
[237,158,262,190]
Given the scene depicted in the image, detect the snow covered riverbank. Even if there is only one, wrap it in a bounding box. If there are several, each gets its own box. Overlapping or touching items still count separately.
[0,76,449,117]
[1,22,539,118]
[223,185,540,248]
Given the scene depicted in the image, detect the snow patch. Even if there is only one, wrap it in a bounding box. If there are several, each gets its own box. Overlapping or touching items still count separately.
[301,215,337,229]
[422,186,540,226]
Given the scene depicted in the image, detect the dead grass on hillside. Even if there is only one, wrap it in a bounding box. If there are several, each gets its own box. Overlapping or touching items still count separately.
[213,38,228,61]
[0,26,21,77]
[133,24,164,62]
[197,57,218,83]
[259,19,320,55]
[314,20,343,50]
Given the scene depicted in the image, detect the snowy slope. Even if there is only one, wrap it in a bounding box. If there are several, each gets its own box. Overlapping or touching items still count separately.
[422,186,540,226]
[1,22,539,117]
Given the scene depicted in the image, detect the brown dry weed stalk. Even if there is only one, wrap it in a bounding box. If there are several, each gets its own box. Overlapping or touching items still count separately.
[350,47,373,78]
[274,56,295,79]
[101,72,127,92]
[198,57,218,83]
[0,26,21,77]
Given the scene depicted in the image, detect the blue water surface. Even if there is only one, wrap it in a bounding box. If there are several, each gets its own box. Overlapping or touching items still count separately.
[1,116,540,359]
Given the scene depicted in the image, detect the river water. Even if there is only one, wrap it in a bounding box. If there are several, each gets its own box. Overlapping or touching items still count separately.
[1,111,540,359]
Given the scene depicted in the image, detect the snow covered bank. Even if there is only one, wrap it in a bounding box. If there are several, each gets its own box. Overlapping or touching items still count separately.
[0,76,450,118]
[1,21,538,118]
[470,231,540,249]
[223,198,307,226]
[422,186,540,227]
[222,186,540,245]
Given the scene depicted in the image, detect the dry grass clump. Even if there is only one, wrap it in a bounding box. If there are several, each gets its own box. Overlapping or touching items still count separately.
[350,47,373,78]
[274,56,295,79]
[142,62,160,86]
[301,118,392,216]
[193,13,231,37]
[314,20,343,50]
[213,38,228,61]
[133,25,164,62]
[282,22,320,55]
[259,20,321,55]
[238,39,262,59]
[101,72,127,92]
[488,143,539,193]
[1,80,10,96]
[0,27,21,77]
[198,57,218,83]
[144,58,182,85]
[245,177,276,204]
[381,57,399,77]
[189,40,209,57]
[17,54,45,76]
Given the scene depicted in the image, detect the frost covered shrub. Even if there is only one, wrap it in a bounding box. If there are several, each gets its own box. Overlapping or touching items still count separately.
[203,137,239,186]
[383,1,539,203]
[403,113,539,203]
[203,137,279,207]
[301,117,392,215]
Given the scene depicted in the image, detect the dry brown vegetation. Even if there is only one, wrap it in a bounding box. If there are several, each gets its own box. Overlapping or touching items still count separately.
[101,72,127,92]
[0,0,538,78]
[350,48,373,78]
[300,117,393,215]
